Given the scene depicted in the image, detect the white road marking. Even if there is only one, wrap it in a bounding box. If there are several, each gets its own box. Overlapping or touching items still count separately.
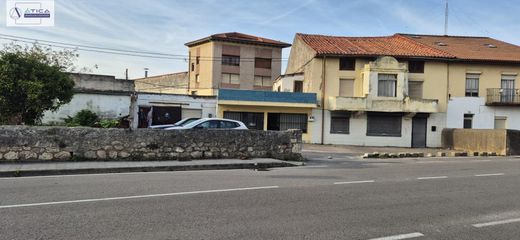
[368,232,424,240]
[333,180,375,185]
[417,176,448,180]
[0,185,279,209]
[473,217,520,228]
[474,173,505,177]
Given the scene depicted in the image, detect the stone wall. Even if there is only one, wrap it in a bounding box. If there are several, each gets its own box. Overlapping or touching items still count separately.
[0,126,303,161]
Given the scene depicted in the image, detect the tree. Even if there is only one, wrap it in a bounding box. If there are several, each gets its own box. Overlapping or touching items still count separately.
[0,43,78,125]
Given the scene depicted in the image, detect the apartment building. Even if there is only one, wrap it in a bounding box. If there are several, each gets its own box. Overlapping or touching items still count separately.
[282,33,520,147]
[184,32,291,96]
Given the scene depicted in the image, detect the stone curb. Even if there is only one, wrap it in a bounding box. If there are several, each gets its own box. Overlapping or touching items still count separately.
[362,151,499,159]
[0,161,296,178]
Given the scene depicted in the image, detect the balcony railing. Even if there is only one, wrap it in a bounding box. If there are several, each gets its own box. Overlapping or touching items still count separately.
[486,88,520,106]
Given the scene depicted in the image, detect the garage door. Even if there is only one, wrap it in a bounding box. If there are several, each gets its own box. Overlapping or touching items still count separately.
[182,109,202,119]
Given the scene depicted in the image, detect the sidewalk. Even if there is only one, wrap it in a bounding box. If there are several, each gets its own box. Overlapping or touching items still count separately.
[0,159,300,177]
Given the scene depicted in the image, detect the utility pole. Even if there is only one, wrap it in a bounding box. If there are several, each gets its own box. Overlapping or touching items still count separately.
[444,0,449,35]
[125,68,128,80]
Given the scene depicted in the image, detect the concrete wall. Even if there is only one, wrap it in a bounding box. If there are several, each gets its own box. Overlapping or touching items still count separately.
[0,126,303,161]
[42,93,131,123]
[442,128,507,155]
[447,97,520,130]
[42,73,133,124]
[134,72,189,95]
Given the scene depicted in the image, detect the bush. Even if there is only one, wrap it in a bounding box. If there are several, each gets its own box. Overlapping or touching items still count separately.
[64,109,99,127]
[99,119,119,128]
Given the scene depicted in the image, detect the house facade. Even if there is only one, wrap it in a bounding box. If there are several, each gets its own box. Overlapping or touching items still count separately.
[185,32,291,96]
[283,33,520,147]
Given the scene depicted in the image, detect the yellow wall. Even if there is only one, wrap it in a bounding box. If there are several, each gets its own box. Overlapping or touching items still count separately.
[217,104,313,142]
[447,63,520,98]
[188,42,216,96]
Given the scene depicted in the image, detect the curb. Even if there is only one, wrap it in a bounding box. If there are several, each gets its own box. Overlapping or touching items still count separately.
[362,151,499,159]
[0,162,296,178]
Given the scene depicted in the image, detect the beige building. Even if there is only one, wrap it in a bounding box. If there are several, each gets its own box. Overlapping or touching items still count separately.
[134,72,189,95]
[283,33,520,147]
[185,32,291,96]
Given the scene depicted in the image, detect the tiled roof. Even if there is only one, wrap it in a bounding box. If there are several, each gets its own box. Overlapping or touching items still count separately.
[185,32,291,48]
[298,33,520,63]
[399,34,520,63]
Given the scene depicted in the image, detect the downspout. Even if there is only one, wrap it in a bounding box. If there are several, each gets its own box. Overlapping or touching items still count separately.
[321,56,327,145]
[187,51,191,95]
[446,62,450,108]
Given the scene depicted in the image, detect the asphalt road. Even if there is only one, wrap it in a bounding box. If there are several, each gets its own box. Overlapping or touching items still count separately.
[1,153,520,239]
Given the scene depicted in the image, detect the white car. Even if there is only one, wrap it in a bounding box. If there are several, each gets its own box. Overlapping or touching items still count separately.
[148,118,200,129]
[165,118,248,130]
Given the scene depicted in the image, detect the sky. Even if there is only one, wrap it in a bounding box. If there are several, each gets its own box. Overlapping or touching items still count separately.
[1,0,519,79]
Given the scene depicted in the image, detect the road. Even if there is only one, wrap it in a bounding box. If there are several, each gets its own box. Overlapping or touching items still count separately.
[1,152,520,239]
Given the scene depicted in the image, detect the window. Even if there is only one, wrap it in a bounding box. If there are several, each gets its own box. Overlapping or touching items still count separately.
[367,113,402,137]
[293,81,303,92]
[220,120,240,129]
[330,111,350,134]
[191,63,195,72]
[224,111,264,130]
[195,74,200,83]
[339,58,355,71]
[196,120,220,129]
[408,61,424,73]
[277,86,281,92]
[494,117,507,129]
[222,55,240,66]
[267,113,307,133]
[339,79,354,97]
[463,114,473,129]
[408,81,423,99]
[254,75,272,87]
[222,73,240,84]
[501,74,516,103]
[196,56,200,65]
[465,73,480,97]
[378,74,397,97]
[255,58,272,69]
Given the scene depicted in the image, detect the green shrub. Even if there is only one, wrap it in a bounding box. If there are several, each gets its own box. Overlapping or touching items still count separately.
[64,109,99,127]
[99,119,119,128]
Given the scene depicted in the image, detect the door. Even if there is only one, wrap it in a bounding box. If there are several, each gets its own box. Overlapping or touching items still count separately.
[412,117,427,148]
[501,77,515,103]
[152,106,181,125]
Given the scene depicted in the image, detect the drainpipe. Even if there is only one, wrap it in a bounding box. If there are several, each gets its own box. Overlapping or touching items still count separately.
[321,56,327,145]
[187,51,192,95]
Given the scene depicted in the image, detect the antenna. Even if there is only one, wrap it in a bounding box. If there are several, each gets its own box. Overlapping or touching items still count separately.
[444,0,449,35]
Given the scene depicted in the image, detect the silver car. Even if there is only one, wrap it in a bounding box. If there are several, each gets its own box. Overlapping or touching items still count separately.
[165,118,248,130]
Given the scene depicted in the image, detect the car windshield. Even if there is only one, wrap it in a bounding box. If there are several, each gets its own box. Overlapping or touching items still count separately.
[173,118,199,126]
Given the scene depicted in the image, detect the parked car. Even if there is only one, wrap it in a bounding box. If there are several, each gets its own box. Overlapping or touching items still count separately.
[165,118,248,130]
[148,118,200,129]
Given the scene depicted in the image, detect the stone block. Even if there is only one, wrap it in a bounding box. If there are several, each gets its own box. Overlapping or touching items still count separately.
[175,147,185,153]
[38,152,53,160]
[118,151,130,158]
[398,153,407,158]
[108,151,118,159]
[190,151,203,159]
[389,153,399,158]
[437,152,446,157]
[4,151,19,160]
[84,151,97,159]
[96,150,107,159]
[54,151,71,160]
[480,152,488,156]
[20,151,37,160]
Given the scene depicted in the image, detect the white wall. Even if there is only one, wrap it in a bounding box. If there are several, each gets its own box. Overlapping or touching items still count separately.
[322,111,444,147]
[132,93,217,129]
[42,93,131,124]
[447,97,520,130]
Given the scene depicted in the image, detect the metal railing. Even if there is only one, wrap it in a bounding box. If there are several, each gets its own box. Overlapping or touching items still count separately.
[486,88,520,105]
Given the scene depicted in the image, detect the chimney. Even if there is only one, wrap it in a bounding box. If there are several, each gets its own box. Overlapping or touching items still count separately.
[144,68,149,78]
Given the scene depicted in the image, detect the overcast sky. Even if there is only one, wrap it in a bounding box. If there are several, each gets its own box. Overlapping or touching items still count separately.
[1,0,519,79]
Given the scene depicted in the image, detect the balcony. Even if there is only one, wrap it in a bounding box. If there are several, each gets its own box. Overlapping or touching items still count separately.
[328,96,438,113]
[486,88,520,106]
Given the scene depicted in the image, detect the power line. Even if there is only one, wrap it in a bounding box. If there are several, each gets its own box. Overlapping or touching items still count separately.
[0,34,289,61]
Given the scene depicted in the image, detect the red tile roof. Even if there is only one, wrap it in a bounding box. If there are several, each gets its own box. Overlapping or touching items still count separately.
[399,34,520,63]
[298,33,520,63]
[185,32,291,48]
